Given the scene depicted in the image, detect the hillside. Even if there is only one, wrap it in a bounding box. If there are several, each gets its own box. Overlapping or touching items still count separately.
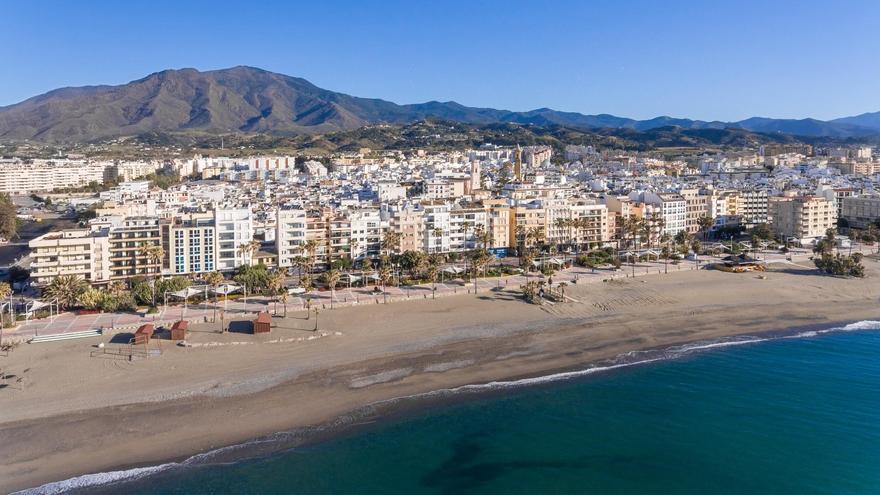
[0,66,878,143]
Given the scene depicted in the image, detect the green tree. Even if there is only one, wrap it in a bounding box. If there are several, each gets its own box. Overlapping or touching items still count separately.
[43,275,88,310]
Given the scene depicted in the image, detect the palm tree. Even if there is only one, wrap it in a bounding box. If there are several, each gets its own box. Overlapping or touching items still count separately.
[519,249,536,276]
[238,240,261,266]
[474,225,493,250]
[378,262,393,304]
[109,280,126,297]
[381,231,402,258]
[302,239,319,279]
[470,249,492,294]
[140,243,164,306]
[43,275,87,310]
[204,271,225,323]
[324,268,341,309]
[697,215,714,241]
[267,269,286,314]
[425,256,441,299]
[0,281,11,344]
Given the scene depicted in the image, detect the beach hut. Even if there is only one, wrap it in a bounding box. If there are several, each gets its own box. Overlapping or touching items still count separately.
[253,312,272,334]
[170,320,188,341]
[134,324,155,345]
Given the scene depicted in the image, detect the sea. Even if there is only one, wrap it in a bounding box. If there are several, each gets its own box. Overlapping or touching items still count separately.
[21,320,880,495]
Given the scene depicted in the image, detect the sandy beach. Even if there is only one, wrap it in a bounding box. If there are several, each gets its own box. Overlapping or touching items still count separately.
[1,260,879,493]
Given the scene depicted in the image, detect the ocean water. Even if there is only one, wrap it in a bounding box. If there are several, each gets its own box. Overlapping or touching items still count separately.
[27,321,880,495]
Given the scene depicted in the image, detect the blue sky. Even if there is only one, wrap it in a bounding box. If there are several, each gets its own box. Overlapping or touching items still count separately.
[2,0,879,121]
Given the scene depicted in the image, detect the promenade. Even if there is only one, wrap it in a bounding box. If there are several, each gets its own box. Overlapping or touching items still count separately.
[4,246,843,340]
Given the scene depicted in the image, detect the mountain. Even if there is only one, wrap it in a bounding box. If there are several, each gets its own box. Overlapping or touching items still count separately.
[831,111,880,132]
[0,66,877,143]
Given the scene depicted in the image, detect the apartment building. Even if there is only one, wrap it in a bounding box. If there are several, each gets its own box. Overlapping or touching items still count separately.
[276,206,307,269]
[214,208,254,271]
[328,216,353,262]
[385,205,425,253]
[635,192,686,236]
[571,202,610,248]
[305,212,330,267]
[423,201,452,253]
[107,217,162,281]
[841,196,880,229]
[29,228,112,286]
[680,188,711,234]
[769,196,837,241]
[734,190,769,228]
[349,209,385,259]
[510,203,547,249]
[0,159,113,193]
[449,205,487,252]
[160,213,217,275]
[485,202,512,252]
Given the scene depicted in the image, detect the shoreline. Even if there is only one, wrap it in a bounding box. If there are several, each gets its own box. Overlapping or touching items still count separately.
[20,317,880,495]
[3,263,880,493]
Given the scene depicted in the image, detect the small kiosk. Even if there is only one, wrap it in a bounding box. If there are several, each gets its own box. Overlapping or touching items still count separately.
[253,312,272,334]
[170,320,188,341]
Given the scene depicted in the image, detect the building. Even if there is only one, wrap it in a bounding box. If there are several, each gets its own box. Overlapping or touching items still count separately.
[734,190,769,228]
[276,206,307,269]
[29,228,111,286]
[107,217,162,281]
[840,196,880,229]
[161,213,217,275]
[214,208,254,271]
[769,196,837,242]
[0,159,113,193]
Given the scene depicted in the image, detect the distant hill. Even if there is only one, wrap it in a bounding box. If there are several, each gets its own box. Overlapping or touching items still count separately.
[0,66,877,143]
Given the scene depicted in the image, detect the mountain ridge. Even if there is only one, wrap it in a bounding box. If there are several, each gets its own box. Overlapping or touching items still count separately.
[0,66,877,143]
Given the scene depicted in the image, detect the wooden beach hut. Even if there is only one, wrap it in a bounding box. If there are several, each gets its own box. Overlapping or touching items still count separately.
[170,320,188,341]
[253,312,271,334]
[133,323,155,345]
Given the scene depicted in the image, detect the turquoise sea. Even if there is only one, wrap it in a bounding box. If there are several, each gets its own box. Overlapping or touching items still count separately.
[27,320,880,495]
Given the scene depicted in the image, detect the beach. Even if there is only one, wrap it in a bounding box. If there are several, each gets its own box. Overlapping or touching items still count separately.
[2,261,879,493]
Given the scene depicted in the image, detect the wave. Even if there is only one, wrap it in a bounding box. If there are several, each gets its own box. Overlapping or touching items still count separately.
[15,319,880,495]
[14,464,177,495]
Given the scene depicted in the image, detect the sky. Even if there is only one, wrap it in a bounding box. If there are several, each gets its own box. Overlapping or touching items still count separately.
[2,0,879,121]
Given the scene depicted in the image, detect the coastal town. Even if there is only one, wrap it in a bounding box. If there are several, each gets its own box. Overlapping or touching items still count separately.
[2,137,880,492]
[0,140,876,329]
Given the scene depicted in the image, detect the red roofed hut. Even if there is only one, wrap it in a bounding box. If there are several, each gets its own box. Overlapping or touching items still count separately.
[134,324,155,345]
[170,320,188,341]
[253,312,271,334]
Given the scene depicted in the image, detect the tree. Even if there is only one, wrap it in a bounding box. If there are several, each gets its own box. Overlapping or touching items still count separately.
[750,223,773,242]
[469,249,492,294]
[323,268,341,309]
[139,243,164,306]
[204,271,226,323]
[43,275,88,310]
[77,287,104,311]
[425,256,441,299]
[519,249,536,275]
[697,215,714,241]
[238,240,261,266]
[0,281,10,342]
[233,264,270,294]
[378,262,393,303]
[267,269,286,314]
[0,193,18,241]
[381,231,402,258]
